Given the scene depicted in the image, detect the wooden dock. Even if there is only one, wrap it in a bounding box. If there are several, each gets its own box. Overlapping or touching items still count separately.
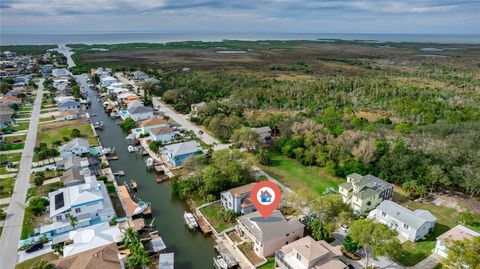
[196,215,212,234]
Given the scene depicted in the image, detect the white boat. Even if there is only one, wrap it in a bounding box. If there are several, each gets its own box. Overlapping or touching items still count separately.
[146,158,154,168]
[93,121,104,129]
[133,201,150,216]
[213,256,229,269]
[127,145,137,153]
[184,212,198,229]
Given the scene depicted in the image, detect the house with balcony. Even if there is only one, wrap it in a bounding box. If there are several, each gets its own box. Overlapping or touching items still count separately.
[236,210,304,257]
[434,225,479,259]
[58,99,81,113]
[136,116,169,136]
[275,236,347,269]
[38,175,115,236]
[128,105,154,122]
[161,140,202,167]
[368,200,436,242]
[59,138,90,159]
[220,183,256,214]
[150,127,175,143]
[339,173,394,214]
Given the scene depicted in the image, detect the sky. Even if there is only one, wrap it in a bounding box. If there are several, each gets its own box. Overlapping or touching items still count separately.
[1,0,479,34]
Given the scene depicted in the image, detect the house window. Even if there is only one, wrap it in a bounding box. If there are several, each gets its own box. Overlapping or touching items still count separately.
[56,215,62,221]
[403,224,409,229]
[75,208,81,213]
[286,233,289,237]
[296,253,301,261]
[381,211,387,217]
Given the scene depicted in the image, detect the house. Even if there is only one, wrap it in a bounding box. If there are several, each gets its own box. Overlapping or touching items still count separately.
[128,105,154,122]
[161,140,202,167]
[190,102,207,117]
[236,210,304,257]
[56,111,79,121]
[275,236,347,269]
[39,175,115,236]
[252,126,272,145]
[55,222,123,257]
[40,64,53,75]
[150,127,175,143]
[434,225,479,259]
[158,253,174,269]
[53,243,123,269]
[58,99,81,113]
[133,71,150,80]
[133,116,169,136]
[116,92,136,102]
[52,68,70,77]
[0,105,14,129]
[0,96,22,105]
[91,67,112,76]
[221,183,256,214]
[100,76,117,87]
[57,155,90,170]
[368,200,436,242]
[53,78,70,90]
[60,167,91,187]
[122,95,140,104]
[60,138,90,159]
[339,173,394,214]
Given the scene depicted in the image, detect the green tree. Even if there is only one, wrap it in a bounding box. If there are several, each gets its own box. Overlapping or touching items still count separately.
[69,215,78,229]
[27,196,48,216]
[34,172,46,187]
[32,260,54,269]
[120,118,136,132]
[126,241,152,269]
[231,127,260,152]
[343,235,359,253]
[70,128,82,138]
[219,209,237,222]
[459,211,475,226]
[52,243,64,256]
[444,236,480,269]
[348,219,399,268]
[122,227,140,248]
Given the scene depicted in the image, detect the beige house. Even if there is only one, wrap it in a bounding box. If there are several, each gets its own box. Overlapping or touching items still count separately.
[236,210,304,257]
[220,183,256,214]
[339,173,394,214]
[275,236,347,269]
[435,225,479,259]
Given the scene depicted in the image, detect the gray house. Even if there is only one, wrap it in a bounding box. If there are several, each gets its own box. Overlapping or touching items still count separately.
[58,99,80,113]
[60,167,91,187]
[252,126,272,145]
[220,183,256,214]
[368,200,436,242]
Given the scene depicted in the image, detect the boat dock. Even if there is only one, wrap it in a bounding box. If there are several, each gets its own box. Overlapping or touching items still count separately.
[118,185,137,217]
[195,214,213,234]
[215,242,238,269]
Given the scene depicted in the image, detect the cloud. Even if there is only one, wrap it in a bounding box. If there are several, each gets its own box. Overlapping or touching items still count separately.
[1,0,479,34]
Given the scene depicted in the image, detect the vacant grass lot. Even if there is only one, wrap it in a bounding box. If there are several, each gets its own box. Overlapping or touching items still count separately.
[393,200,480,266]
[36,120,98,146]
[0,166,16,176]
[260,153,342,196]
[0,177,15,199]
[0,134,26,152]
[199,202,236,233]
[15,121,30,131]
[258,258,275,269]
[15,252,58,269]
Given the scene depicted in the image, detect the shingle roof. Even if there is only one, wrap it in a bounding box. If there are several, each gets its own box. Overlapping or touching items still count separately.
[54,243,121,269]
[376,200,437,229]
[281,236,343,268]
[437,225,480,243]
[238,210,304,242]
[138,116,169,127]
[128,105,153,114]
[58,100,80,107]
[163,141,201,156]
[150,127,174,136]
[226,183,256,198]
[60,138,90,152]
[60,167,85,185]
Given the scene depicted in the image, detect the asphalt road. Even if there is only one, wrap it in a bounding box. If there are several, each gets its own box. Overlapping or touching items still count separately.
[0,79,44,269]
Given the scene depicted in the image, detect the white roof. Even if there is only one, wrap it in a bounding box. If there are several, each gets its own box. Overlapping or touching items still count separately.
[163,141,201,156]
[117,92,136,99]
[107,82,124,88]
[158,253,174,269]
[374,200,437,229]
[60,138,90,152]
[62,222,124,257]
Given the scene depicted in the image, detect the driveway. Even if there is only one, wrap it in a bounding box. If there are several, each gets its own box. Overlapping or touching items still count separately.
[0,78,44,269]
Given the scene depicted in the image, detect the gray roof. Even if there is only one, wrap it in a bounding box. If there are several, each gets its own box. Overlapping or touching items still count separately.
[158,253,174,269]
[60,138,90,152]
[57,155,89,170]
[58,100,80,107]
[352,187,379,199]
[376,200,437,229]
[163,140,201,156]
[252,126,272,135]
[238,210,304,243]
[347,173,364,182]
[128,105,153,114]
[60,167,85,185]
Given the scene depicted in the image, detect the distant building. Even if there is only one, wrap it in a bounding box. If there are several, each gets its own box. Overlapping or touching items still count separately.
[252,126,272,145]
[128,105,154,122]
[221,183,256,214]
[100,76,117,87]
[133,71,150,80]
[53,242,123,269]
[0,96,22,105]
[275,236,347,269]
[161,140,202,167]
[339,173,394,214]
[59,138,90,159]
[368,200,436,242]
[56,111,79,121]
[58,99,81,113]
[52,68,70,77]
[236,210,304,257]
[190,102,207,117]
[435,225,479,259]
[40,64,53,75]
[0,105,14,129]
[150,127,175,143]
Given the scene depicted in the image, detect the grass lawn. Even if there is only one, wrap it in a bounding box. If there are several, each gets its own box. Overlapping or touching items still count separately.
[17,107,33,112]
[0,177,15,199]
[20,209,34,239]
[36,120,98,146]
[27,181,63,200]
[238,242,265,265]
[260,152,342,196]
[0,166,16,175]
[227,230,242,243]
[15,121,30,131]
[258,258,275,269]
[106,182,126,218]
[199,202,236,233]
[393,200,480,266]
[15,252,58,269]
[0,143,24,151]
[0,134,26,151]
[30,170,63,183]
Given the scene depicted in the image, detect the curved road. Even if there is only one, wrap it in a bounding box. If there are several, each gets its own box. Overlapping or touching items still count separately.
[0,79,44,269]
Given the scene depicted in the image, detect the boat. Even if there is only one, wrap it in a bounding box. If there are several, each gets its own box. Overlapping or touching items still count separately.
[93,121,104,129]
[146,158,154,168]
[113,171,125,176]
[133,201,150,216]
[128,145,139,153]
[130,179,138,191]
[213,256,229,269]
[184,212,198,229]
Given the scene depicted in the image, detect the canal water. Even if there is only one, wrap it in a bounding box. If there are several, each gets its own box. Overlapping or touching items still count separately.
[80,75,216,269]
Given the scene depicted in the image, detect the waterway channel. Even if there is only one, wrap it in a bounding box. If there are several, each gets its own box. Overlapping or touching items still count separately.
[78,74,216,269]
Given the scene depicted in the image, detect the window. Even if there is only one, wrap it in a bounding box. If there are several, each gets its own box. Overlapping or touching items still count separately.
[381,211,387,217]
[75,208,81,213]
[296,253,301,261]
[403,224,409,229]
[56,215,62,221]
[286,233,289,237]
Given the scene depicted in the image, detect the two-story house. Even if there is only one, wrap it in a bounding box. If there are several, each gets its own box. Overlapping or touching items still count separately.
[275,236,347,269]
[220,183,256,214]
[434,225,479,259]
[128,105,154,122]
[59,138,90,159]
[339,173,394,214]
[161,140,202,167]
[368,200,436,242]
[236,210,304,257]
[58,99,81,113]
[38,175,115,236]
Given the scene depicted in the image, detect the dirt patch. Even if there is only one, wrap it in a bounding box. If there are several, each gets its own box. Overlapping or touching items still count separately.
[431,193,480,214]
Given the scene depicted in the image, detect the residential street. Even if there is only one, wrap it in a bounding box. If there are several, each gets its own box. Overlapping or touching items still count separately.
[0,79,44,269]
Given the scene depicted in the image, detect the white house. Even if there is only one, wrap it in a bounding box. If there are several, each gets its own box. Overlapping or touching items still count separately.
[100,76,117,87]
[434,225,479,259]
[55,222,123,257]
[252,126,272,145]
[55,111,79,121]
[161,140,202,167]
[128,105,153,122]
[59,138,90,159]
[150,127,175,143]
[368,200,436,242]
[58,99,80,113]
[136,116,169,135]
[38,175,115,236]
[133,71,150,80]
[220,183,256,214]
[52,68,70,78]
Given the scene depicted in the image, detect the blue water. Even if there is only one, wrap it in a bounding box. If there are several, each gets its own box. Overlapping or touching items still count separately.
[1,33,479,45]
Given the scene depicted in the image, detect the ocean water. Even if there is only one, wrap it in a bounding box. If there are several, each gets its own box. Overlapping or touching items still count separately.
[1,33,479,45]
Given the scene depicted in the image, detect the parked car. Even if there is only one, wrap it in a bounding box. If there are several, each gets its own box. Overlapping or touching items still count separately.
[25,242,44,253]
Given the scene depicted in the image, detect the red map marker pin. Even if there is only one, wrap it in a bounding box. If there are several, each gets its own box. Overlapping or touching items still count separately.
[251,180,282,219]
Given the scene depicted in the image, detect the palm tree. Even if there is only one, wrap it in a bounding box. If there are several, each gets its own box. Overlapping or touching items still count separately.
[69,215,78,229]
[122,227,140,248]
[126,241,152,269]
[32,260,54,269]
